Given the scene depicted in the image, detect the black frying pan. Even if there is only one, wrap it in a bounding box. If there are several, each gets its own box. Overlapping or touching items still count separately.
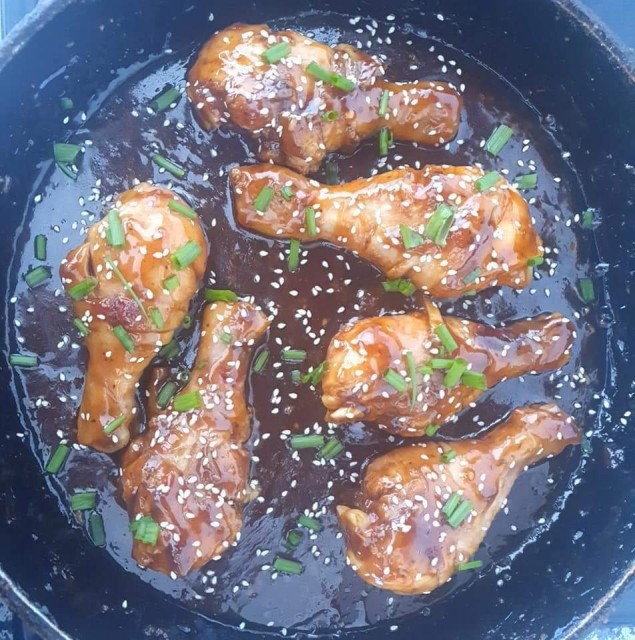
[1,0,634,638]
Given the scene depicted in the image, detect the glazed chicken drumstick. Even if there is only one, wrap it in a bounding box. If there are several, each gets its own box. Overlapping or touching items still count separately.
[60,183,207,452]
[120,301,270,577]
[337,403,580,595]
[322,302,574,437]
[188,23,462,174]
[230,164,542,298]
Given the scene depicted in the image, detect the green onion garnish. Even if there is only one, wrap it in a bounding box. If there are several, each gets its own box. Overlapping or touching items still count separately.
[325,158,340,185]
[442,493,461,517]
[149,85,181,113]
[220,330,232,345]
[290,369,302,385]
[204,288,237,303]
[579,278,595,303]
[113,325,135,353]
[284,529,303,551]
[441,448,457,464]
[73,318,90,337]
[400,224,424,250]
[152,153,185,179]
[527,255,544,267]
[382,278,416,296]
[53,142,81,165]
[306,61,355,91]
[425,203,455,247]
[384,369,408,393]
[56,161,78,180]
[253,349,269,373]
[68,277,97,300]
[457,559,483,572]
[172,241,202,270]
[305,207,317,237]
[24,266,51,289]
[447,498,473,528]
[45,444,70,474]
[419,364,433,376]
[158,338,180,360]
[262,41,291,64]
[290,434,326,449]
[379,89,390,117]
[282,349,307,362]
[474,171,501,192]
[9,353,38,368]
[319,437,344,461]
[378,127,391,157]
[462,371,487,390]
[163,275,179,292]
[425,423,440,437]
[105,257,149,322]
[443,358,468,388]
[581,208,595,229]
[298,515,321,532]
[150,307,164,330]
[273,556,304,575]
[321,110,339,122]
[106,209,125,248]
[463,268,481,284]
[156,380,178,409]
[173,390,202,412]
[288,239,300,272]
[484,124,513,156]
[182,314,192,330]
[301,361,327,385]
[60,97,74,110]
[254,186,275,212]
[168,198,197,219]
[515,173,538,190]
[89,512,106,547]
[104,414,126,436]
[34,235,47,261]
[176,370,191,384]
[130,515,160,545]
[405,351,417,408]
[281,185,294,200]
[71,491,97,511]
[430,358,453,369]
[435,324,458,354]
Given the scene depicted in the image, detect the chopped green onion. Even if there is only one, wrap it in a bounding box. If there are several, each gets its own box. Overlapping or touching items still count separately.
[306,61,355,91]
[425,423,440,437]
[429,358,453,369]
[173,390,202,412]
[158,338,179,360]
[379,89,390,117]
[290,434,326,449]
[474,171,501,192]
[424,203,455,247]
[149,86,181,113]
[325,158,340,185]
[441,448,457,464]
[282,349,307,362]
[106,209,125,248]
[302,361,327,385]
[405,351,417,408]
[89,512,106,547]
[447,499,473,528]
[253,349,269,373]
[418,364,433,376]
[60,96,74,110]
[384,369,408,393]
[290,369,302,385]
[281,185,294,200]
[34,235,47,261]
[262,41,291,64]
[400,224,424,250]
[71,491,97,511]
[382,278,416,296]
[24,266,51,288]
[579,278,595,303]
[581,208,596,230]
[284,529,303,551]
[204,288,237,303]
[105,257,149,322]
[53,142,81,165]
[443,358,468,388]
[463,268,481,284]
[156,380,179,409]
[182,314,192,329]
[442,493,461,517]
[9,353,38,368]
[104,414,126,436]
[45,444,70,474]
[220,330,232,344]
[130,515,160,545]
[319,437,344,461]
[254,186,275,212]
[163,275,179,292]
[172,241,202,270]
[515,173,538,190]
[305,207,317,237]
[462,371,487,390]
[150,307,164,330]
[458,559,483,572]
[527,255,544,267]
[378,127,390,156]
[152,153,185,179]
[73,318,90,337]
[321,110,339,122]
[298,515,321,532]
[176,370,190,384]
[68,277,97,300]
[168,198,197,219]
[113,325,135,353]
[435,324,458,354]
[484,124,513,156]
[288,239,300,272]
[56,161,78,180]
[273,557,304,575]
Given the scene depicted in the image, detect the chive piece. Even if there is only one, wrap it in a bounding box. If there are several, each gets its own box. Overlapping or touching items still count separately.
[484,124,513,156]
[152,153,185,179]
[176,370,191,384]
[378,127,391,157]
[447,499,473,528]
[400,224,424,250]
[441,448,457,464]
[581,208,596,230]
[306,61,355,91]
[9,354,38,368]
[45,444,70,474]
[425,203,455,247]
[150,307,164,330]
[24,266,51,289]
[405,351,417,408]
[282,349,307,362]
[305,207,317,237]
[34,235,47,261]
[56,161,78,180]
[254,186,275,212]
[515,173,538,190]
[429,358,454,369]
[379,89,390,117]
[298,515,321,532]
[73,318,90,337]
[382,278,416,297]
[463,268,481,284]
[474,171,501,192]
[173,390,202,412]
[158,339,179,360]
[104,257,149,322]
[319,437,344,461]
[284,529,303,551]
[443,358,468,388]
[253,349,269,373]
[163,275,179,292]
[182,314,192,330]
[60,96,74,110]
[325,158,340,185]
[290,434,326,450]
[156,381,178,409]
[462,371,487,390]
[442,493,461,517]
[129,515,161,545]
[168,198,197,219]
[301,361,327,385]
[281,185,294,200]
[71,491,97,511]
[384,369,408,393]
[288,239,300,272]
[579,278,595,303]
[290,369,302,385]
[113,325,135,353]
[458,559,483,572]
[104,414,126,436]
[205,288,238,303]
[89,512,106,547]
[220,330,232,345]
[172,241,202,270]
[106,209,125,248]
[418,364,433,376]
[273,556,304,575]
[527,255,544,267]
[149,86,181,113]
[68,277,97,300]
[435,324,458,354]
[425,424,440,437]
[321,110,339,122]
[53,142,81,165]
[262,41,291,64]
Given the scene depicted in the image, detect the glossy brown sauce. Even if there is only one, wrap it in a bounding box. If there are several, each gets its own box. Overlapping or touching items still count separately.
[7,13,600,633]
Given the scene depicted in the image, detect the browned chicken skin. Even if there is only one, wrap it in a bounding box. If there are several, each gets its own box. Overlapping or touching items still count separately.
[322,302,574,437]
[60,183,207,452]
[230,164,542,297]
[188,24,462,174]
[120,301,270,577]
[337,404,580,595]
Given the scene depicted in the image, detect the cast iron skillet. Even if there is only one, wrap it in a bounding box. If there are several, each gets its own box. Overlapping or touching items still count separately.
[1,0,634,638]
